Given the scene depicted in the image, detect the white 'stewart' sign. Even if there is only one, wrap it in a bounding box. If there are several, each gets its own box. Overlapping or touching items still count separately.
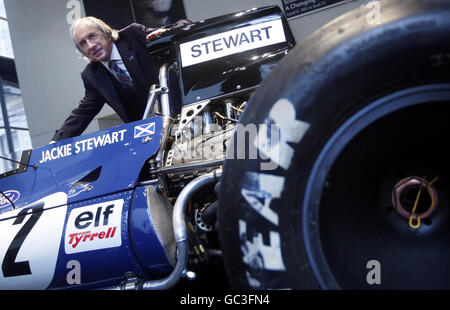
[180,19,286,67]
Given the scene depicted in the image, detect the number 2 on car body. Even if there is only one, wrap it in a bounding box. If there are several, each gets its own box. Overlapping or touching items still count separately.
[0,192,67,289]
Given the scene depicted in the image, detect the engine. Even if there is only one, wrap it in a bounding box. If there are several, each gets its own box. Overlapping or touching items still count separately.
[144,5,294,180]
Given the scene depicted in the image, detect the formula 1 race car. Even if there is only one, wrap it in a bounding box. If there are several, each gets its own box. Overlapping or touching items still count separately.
[0,0,450,290]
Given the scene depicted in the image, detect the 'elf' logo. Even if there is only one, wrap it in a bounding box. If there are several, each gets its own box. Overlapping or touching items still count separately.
[68,205,117,248]
[74,204,114,229]
[65,200,123,254]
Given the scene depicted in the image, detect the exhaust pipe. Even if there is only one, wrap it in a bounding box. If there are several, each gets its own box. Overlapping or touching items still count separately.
[102,169,222,290]
[140,169,222,290]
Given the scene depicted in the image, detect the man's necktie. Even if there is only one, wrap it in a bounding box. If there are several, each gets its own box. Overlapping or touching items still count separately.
[108,61,133,87]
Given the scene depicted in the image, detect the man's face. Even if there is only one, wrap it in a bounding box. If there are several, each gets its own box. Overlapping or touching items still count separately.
[74,22,113,62]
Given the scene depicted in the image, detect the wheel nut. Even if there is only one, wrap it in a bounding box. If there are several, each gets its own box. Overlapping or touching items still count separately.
[392,176,438,219]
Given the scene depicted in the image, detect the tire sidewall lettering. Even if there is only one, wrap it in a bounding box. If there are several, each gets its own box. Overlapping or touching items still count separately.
[237,98,307,289]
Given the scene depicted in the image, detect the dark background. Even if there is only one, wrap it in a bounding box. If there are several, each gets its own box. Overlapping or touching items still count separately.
[83,0,187,29]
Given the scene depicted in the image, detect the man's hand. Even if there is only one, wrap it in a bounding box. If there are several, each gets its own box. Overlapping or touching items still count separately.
[146,28,168,40]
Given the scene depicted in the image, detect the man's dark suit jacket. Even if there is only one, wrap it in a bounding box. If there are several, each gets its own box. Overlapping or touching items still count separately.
[52,23,167,142]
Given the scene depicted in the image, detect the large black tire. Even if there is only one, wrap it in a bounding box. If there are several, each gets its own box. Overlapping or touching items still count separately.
[218,0,450,289]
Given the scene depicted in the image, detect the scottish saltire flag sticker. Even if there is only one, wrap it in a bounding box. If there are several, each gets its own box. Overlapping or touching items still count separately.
[134,122,155,138]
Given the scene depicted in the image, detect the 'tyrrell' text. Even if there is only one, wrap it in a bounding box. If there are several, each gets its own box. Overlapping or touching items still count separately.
[68,227,117,248]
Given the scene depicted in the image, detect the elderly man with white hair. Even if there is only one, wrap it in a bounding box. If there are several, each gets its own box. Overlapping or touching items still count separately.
[51,16,188,142]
